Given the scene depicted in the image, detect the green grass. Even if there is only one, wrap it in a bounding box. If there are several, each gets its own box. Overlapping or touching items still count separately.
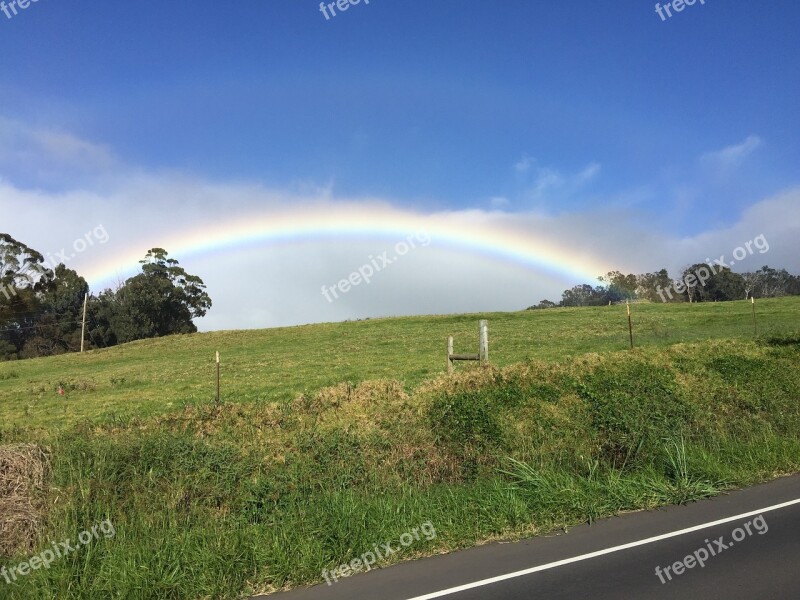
[0,298,799,599]
[1,297,798,430]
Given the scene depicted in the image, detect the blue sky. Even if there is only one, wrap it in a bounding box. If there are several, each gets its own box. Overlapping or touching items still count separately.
[1,0,798,329]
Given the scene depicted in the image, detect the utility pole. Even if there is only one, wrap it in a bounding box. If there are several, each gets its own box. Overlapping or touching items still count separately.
[80,293,88,353]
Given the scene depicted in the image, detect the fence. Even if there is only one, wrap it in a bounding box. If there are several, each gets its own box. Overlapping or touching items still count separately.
[447,320,489,373]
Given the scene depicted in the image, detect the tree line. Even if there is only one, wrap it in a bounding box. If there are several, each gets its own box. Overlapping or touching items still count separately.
[0,234,212,360]
[529,265,800,309]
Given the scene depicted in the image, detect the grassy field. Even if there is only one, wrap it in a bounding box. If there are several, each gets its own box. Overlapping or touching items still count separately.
[1,297,798,430]
[0,298,798,599]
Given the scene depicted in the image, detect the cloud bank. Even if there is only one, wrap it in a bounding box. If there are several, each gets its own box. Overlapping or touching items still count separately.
[1,121,797,332]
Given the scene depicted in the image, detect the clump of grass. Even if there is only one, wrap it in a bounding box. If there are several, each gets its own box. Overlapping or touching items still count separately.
[655,437,724,504]
[502,436,725,527]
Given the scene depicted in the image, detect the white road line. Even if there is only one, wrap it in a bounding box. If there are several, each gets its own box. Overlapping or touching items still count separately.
[404,497,800,600]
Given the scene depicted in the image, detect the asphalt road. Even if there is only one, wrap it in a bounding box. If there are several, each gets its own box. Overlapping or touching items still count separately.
[257,474,800,600]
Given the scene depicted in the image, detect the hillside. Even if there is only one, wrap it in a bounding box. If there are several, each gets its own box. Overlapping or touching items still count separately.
[1,297,798,430]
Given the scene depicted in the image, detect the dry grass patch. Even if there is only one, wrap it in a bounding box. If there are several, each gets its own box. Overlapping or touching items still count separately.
[0,444,49,558]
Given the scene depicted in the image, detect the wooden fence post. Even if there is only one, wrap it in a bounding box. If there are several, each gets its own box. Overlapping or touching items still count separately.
[479,320,489,364]
[80,293,88,353]
[447,336,454,373]
[447,321,489,372]
[626,300,634,350]
[215,351,221,404]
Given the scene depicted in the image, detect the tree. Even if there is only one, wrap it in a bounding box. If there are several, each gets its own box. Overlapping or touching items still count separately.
[21,265,89,357]
[697,267,744,302]
[527,299,557,310]
[110,249,212,343]
[86,288,120,349]
[741,271,761,300]
[534,263,800,313]
[0,234,54,359]
[788,274,800,296]
[678,263,744,303]
[598,271,638,302]
[636,269,674,303]
[0,233,51,291]
[745,266,793,298]
[561,284,608,307]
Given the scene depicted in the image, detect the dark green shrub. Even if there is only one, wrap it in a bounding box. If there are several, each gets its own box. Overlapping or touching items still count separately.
[428,391,505,453]
[578,361,694,468]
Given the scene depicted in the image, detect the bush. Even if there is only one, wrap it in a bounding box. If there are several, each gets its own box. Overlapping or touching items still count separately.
[427,390,506,478]
[578,360,695,468]
[428,391,504,451]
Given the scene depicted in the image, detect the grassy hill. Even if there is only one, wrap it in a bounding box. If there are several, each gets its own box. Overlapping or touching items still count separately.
[0,298,798,599]
[1,297,798,430]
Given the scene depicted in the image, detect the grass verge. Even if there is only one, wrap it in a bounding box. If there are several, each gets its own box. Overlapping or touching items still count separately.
[0,334,798,598]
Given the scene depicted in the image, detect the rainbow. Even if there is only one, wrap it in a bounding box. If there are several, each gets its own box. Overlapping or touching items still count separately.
[84,205,610,289]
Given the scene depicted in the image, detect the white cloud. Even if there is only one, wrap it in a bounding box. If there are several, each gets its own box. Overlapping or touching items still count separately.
[577,162,601,183]
[514,154,534,173]
[30,129,115,170]
[0,125,797,332]
[701,135,762,168]
[0,117,118,188]
[512,155,601,203]
[3,172,798,332]
[531,167,564,197]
